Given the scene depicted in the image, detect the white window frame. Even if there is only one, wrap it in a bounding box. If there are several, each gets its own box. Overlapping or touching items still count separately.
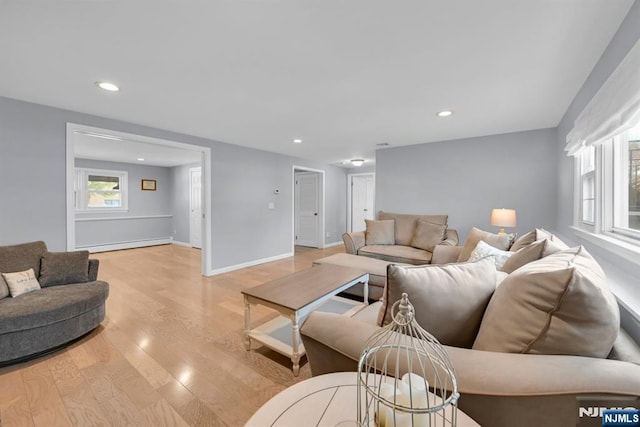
[75,168,128,213]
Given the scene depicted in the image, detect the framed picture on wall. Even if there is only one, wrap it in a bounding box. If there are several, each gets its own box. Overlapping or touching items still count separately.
[141,179,157,191]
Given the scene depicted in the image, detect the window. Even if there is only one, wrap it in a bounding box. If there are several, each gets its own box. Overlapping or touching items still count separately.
[613,124,640,235]
[574,122,640,242]
[580,146,596,225]
[75,168,128,211]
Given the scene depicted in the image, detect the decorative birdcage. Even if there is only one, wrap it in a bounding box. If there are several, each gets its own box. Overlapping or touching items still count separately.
[357,293,459,426]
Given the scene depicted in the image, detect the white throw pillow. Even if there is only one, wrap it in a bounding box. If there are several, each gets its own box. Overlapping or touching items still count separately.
[2,268,41,297]
[468,240,514,270]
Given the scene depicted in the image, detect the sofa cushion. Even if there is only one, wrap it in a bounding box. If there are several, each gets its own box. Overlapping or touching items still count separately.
[473,246,619,358]
[510,228,569,252]
[380,257,497,348]
[410,219,447,252]
[2,268,41,297]
[0,281,109,335]
[500,239,564,274]
[39,251,90,288]
[468,240,514,270]
[358,245,432,265]
[0,241,47,299]
[378,212,448,246]
[365,220,395,245]
[457,227,516,262]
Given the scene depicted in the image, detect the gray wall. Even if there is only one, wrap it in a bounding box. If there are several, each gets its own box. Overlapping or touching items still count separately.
[0,96,347,270]
[74,159,172,248]
[375,128,558,242]
[555,0,640,340]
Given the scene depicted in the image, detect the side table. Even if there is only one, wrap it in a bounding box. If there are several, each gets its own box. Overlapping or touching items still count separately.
[245,372,480,426]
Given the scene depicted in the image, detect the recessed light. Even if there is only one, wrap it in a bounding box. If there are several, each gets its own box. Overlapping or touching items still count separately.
[95,81,120,92]
[137,158,145,162]
[436,110,454,117]
[293,139,302,144]
[350,159,365,167]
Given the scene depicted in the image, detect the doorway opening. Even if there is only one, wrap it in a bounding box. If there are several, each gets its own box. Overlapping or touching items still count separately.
[347,173,375,232]
[292,166,325,250]
[66,123,213,275]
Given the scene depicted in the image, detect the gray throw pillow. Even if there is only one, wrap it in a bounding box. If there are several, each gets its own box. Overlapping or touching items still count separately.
[379,257,497,348]
[39,251,90,287]
[365,219,395,245]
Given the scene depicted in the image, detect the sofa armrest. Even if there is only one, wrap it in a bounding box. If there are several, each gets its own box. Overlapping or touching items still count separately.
[439,228,459,246]
[342,231,365,255]
[431,245,463,264]
[88,259,100,281]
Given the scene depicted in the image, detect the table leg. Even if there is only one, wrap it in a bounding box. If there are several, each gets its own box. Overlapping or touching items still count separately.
[363,274,369,305]
[244,296,251,351]
[291,313,301,376]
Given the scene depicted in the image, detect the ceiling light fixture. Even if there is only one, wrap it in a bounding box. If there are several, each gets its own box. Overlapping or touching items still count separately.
[95,81,120,92]
[351,159,365,167]
[436,110,454,117]
[293,139,302,144]
[137,158,145,162]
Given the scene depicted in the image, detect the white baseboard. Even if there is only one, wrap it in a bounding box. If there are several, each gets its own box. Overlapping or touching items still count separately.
[207,252,294,276]
[78,238,172,253]
[323,241,344,248]
[171,240,192,248]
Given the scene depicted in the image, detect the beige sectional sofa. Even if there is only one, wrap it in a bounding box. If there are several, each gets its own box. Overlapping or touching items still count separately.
[342,211,459,264]
[302,228,640,427]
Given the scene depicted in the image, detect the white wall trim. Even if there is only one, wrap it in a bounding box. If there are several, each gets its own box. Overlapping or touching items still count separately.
[66,123,213,276]
[77,238,172,253]
[292,165,326,251]
[208,252,294,276]
[323,241,344,248]
[570,226,640,268]
[171,240,192,248]
[75,214,173,222]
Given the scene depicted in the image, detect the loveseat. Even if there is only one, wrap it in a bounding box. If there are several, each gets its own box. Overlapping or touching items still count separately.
[301,228,640,427]
[0,241,109,365]
[342,211,459,265]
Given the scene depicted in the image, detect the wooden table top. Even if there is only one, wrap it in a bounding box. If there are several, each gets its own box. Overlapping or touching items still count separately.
[241,264,368,311]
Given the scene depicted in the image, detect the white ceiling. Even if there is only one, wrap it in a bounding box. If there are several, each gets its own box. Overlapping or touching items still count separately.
[0,1,634,166]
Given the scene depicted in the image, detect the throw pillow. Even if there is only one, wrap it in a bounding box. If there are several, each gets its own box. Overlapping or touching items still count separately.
[365,220,395,246]
[510,228,569,252]
[379,257,497,348]
[473,246,619,358]
[39,251,90,287]
[457,227,517,262]
[468,240,514,270]
[500,239,564,274]
[2,268,41,297]
[0,241,48,300]
[0,280,9,300]
[410,219,447,252]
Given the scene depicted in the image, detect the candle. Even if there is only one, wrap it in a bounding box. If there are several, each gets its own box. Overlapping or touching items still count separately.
[375,374,430,427]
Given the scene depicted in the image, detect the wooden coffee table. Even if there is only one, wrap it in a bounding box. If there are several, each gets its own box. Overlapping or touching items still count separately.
[242,264,369,376]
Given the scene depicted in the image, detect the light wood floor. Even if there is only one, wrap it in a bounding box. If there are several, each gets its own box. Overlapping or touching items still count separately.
[0,244,345,427]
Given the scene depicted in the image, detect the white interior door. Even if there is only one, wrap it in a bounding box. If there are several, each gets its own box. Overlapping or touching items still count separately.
[351,174,375,232]
[189,167,202,249]
[295,172,320,247]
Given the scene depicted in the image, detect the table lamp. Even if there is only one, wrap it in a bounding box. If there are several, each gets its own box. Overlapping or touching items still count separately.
[490,208,516,234]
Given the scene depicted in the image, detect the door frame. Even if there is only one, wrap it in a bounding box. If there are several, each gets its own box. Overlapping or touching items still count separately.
[292,165,325,250]
[189,166,202,249]
[66,123,213,276]
[347,172,376,232]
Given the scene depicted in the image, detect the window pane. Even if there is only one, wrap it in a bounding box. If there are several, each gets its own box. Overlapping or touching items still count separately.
[582,174,595,223]
[87,175,121,208]
[629,131,640,231]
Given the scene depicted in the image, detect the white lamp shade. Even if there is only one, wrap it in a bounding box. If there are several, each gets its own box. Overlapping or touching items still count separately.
[490,208,517,228]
